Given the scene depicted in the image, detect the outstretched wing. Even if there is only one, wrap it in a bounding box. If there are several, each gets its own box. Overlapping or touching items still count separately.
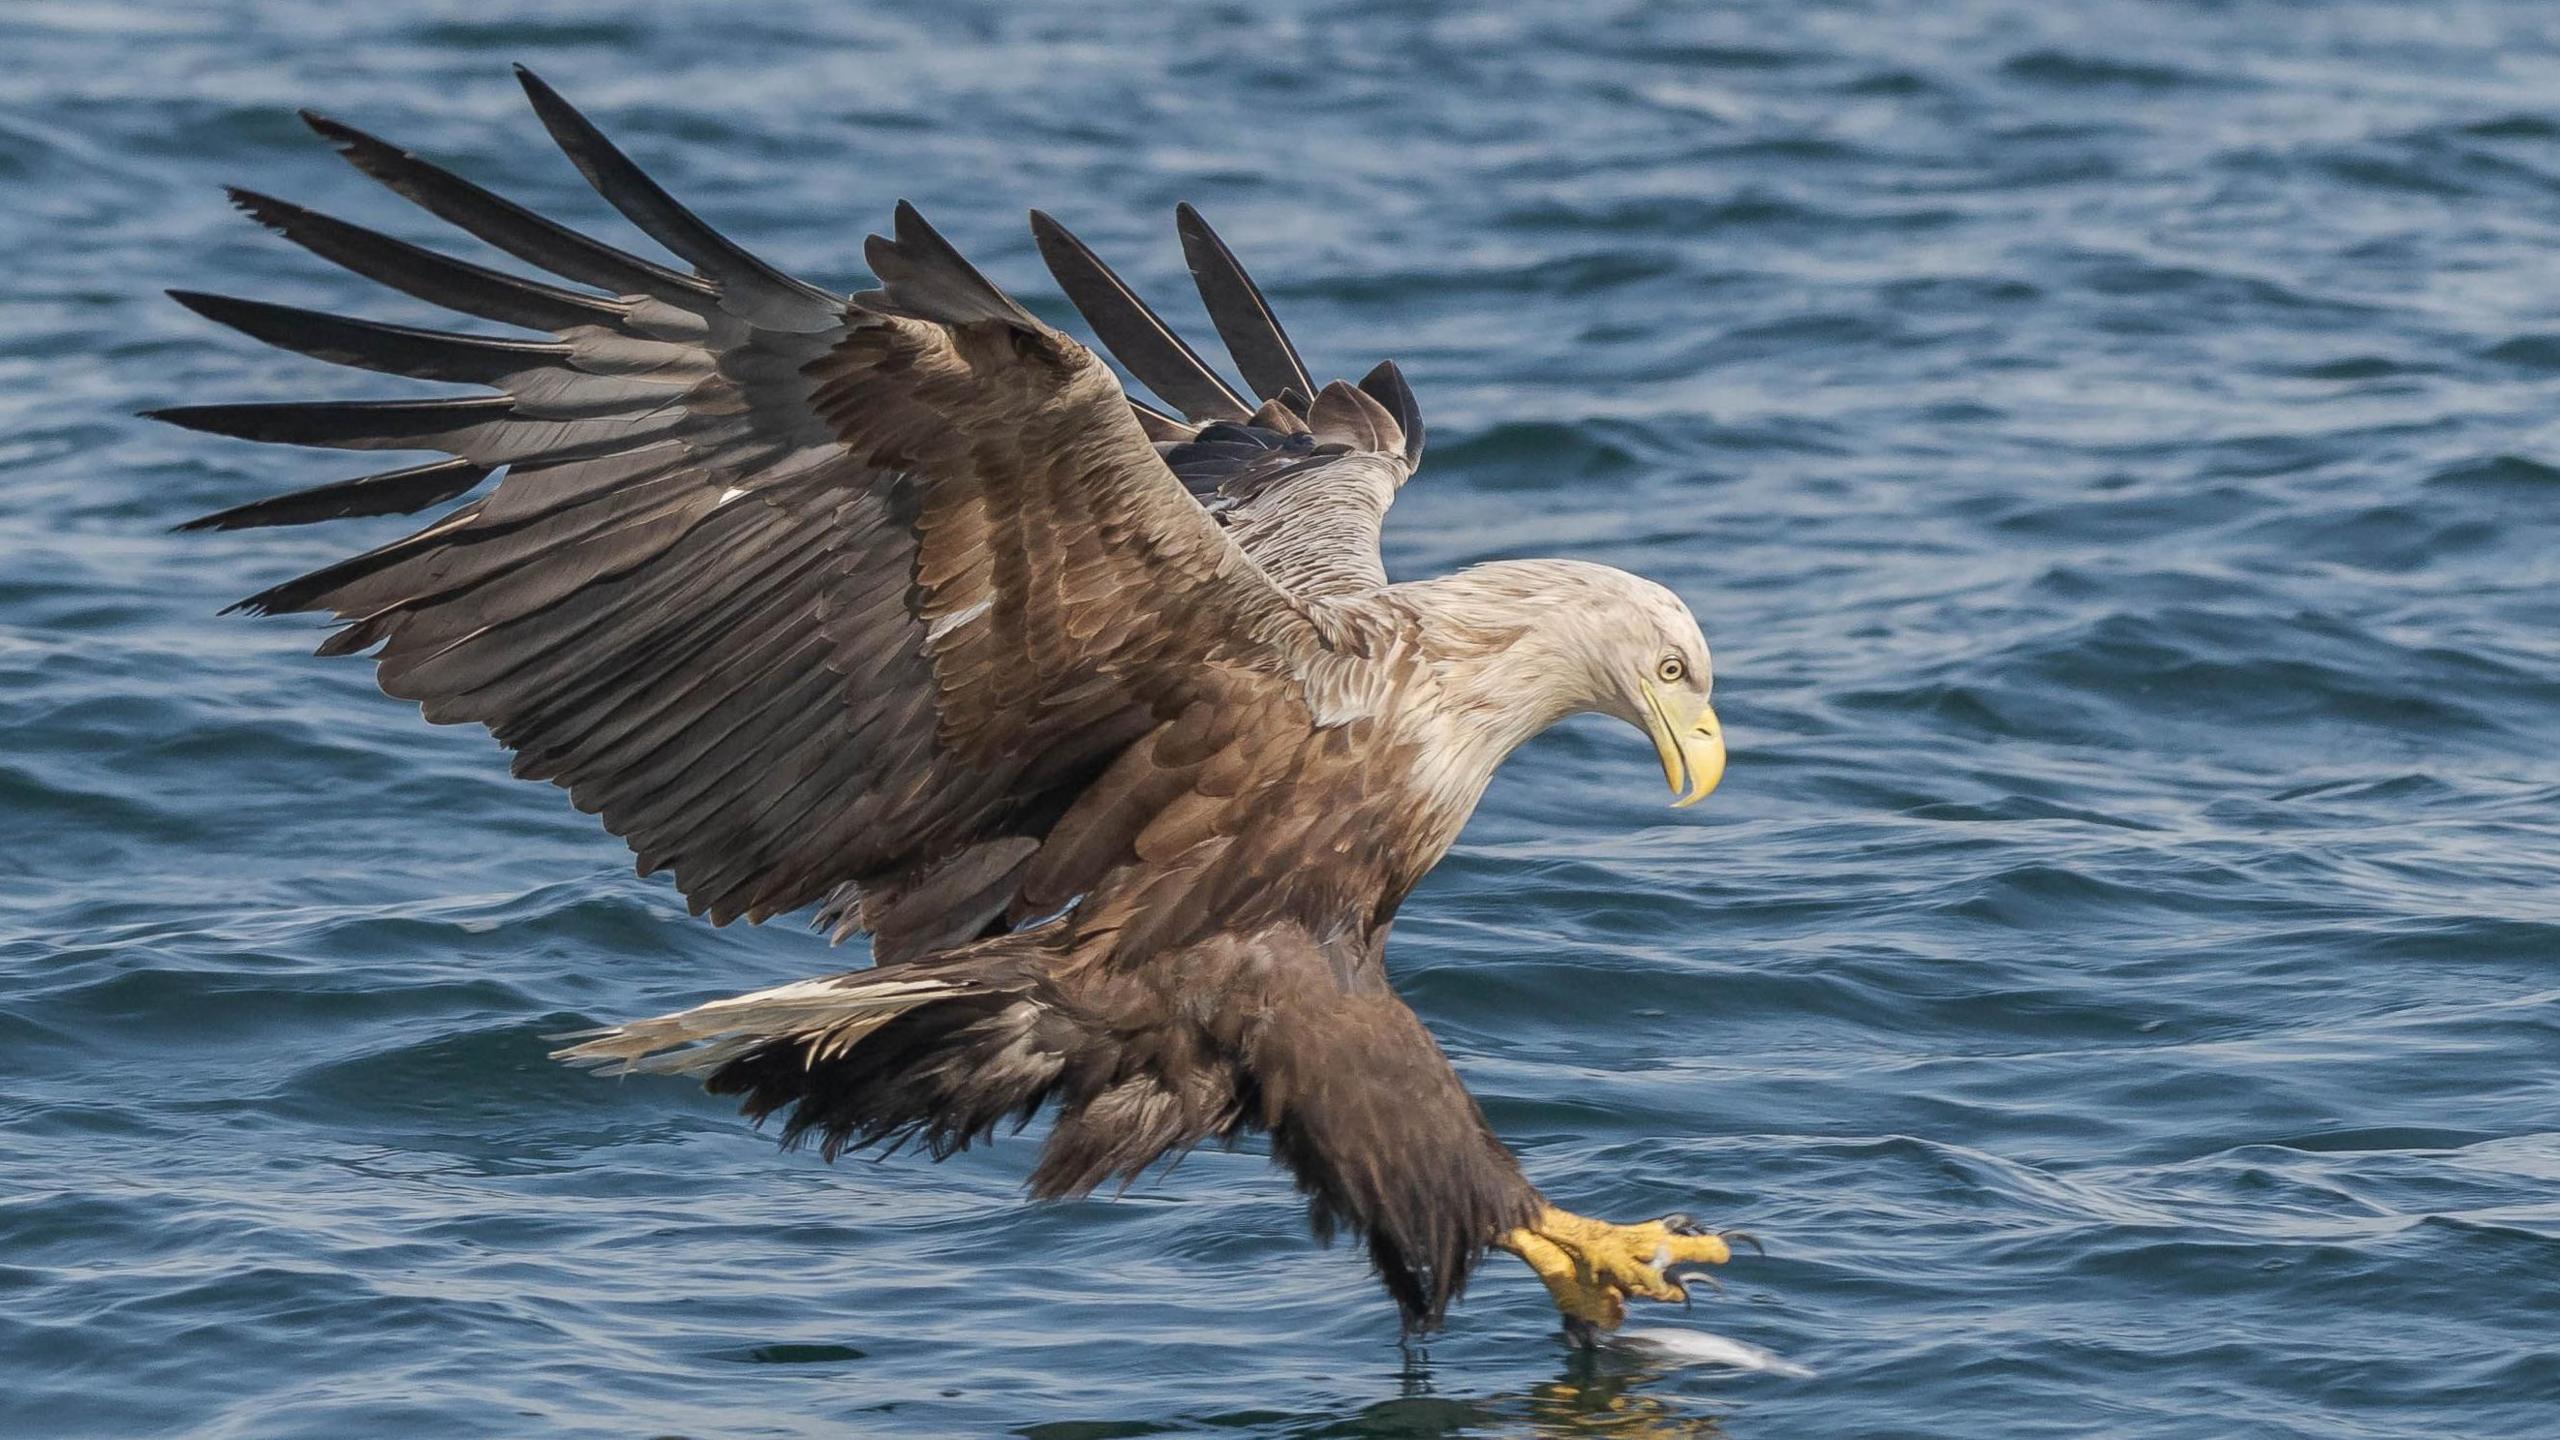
[157,68,1347,957]
[1029,207,1424,600]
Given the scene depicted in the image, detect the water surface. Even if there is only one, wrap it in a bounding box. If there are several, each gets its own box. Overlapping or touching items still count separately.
[3,2,2556,1436]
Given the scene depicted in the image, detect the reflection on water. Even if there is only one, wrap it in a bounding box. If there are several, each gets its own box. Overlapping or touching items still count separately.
[1018,1340,1737,1439]
[1473,1344,1733,1439]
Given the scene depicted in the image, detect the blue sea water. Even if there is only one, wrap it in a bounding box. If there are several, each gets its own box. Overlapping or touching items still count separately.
[3,1,2557,1435]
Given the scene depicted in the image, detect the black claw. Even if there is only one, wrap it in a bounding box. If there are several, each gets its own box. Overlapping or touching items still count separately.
[1719,1228,1766,1257]
[1658,1212,1705,1236]
[1668,1265,1726,1297]
[1561,1315,1601,1349]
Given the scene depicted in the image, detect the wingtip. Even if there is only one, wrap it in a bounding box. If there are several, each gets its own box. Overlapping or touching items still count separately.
[1026,207,1085,259]
[140,406,229,442]
[163,288,227,326]
[1171,202,1215,251]
[138,405,216,434]
[1171,202,1229,254]
[1359,357,1412,401]
[513,64,573,121]
[1358,358,1424,465]
[297,109,368,152]
[224,185,291,220]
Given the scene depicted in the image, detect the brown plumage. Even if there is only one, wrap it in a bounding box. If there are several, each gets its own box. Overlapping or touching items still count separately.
[159,69,1738,1336]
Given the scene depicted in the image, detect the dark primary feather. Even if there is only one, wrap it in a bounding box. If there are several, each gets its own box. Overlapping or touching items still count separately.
[1357,359,1425,465]
[165,290,571,385]
[512,64,838,328]
[1031,209,1253,424]
[858,200,1043,330]
[300,109,713,303]
[221,502,486,617]
[147,395,521,450]
[1175,203,1315,404]
[173,457,489,533]
[225,187,631,332]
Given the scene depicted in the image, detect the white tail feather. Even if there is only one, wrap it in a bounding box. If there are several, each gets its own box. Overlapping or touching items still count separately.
[551,973,962,1077]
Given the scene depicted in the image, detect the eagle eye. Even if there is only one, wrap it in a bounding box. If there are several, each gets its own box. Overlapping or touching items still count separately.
[1655,655,1687,684]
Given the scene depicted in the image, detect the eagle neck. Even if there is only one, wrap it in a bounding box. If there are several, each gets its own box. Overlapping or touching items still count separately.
[1406,566,1622,738]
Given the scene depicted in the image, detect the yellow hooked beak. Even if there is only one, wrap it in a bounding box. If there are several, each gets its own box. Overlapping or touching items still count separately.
[1640,681,1725,809]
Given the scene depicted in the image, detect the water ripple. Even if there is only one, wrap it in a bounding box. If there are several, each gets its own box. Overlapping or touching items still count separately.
[4,2,2557,1438]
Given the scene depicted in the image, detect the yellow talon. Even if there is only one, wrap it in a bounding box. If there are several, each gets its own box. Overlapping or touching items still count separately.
[1498,1204,1737,1336]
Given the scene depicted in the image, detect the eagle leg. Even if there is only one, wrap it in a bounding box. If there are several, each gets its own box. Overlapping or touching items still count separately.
[1496,1204,1737,1342]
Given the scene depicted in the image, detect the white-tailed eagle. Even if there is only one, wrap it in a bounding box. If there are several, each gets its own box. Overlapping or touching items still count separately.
[156,68,1741,1339]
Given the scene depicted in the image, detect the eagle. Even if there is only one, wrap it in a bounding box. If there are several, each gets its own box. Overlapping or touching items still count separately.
[154,68,1741,1340]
